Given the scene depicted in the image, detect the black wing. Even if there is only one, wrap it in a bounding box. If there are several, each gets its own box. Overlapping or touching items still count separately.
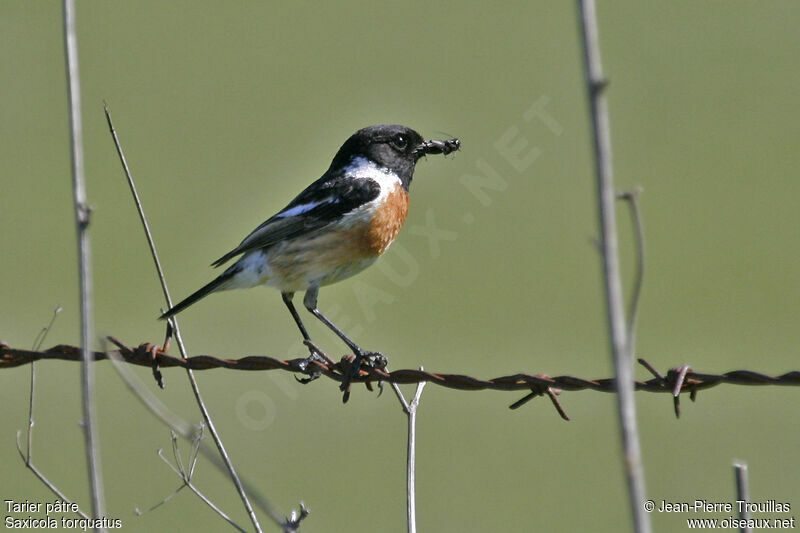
[211,172,381,267]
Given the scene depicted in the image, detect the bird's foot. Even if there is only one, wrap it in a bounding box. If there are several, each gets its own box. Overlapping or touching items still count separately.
[295,340,333,384]
[340,350,388,403]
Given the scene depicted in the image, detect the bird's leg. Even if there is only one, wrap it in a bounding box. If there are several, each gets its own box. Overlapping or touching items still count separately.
[303,288,386,402]
[282,291,311,341]
[302,288,362,352]
[282,291,325,383]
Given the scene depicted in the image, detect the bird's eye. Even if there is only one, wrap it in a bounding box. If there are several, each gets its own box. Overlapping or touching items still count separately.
[391,134,408,151]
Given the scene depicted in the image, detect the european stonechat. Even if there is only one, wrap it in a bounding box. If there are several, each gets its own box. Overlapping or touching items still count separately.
[160,124,459,398]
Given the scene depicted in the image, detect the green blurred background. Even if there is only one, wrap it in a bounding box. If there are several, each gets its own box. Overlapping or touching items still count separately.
[2,2,799,531]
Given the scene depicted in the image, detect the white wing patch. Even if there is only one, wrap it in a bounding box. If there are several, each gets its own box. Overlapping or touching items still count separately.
[276,197,338,218]
[275,157,400,221]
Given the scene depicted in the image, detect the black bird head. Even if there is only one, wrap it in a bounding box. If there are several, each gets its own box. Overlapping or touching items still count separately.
[329,124,460,190]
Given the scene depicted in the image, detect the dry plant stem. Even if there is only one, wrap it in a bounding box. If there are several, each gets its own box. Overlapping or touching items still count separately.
[152,432,248,533]
[577,2,650,532]
[103,103,171,305]
[17,308,88,520]
[103,105,264,533]
[27,362,34,455]
[26,309,61,457]
[391,369,427,533]
[406,379,426,533]
[63,1,106,528]
[15,433,91,520]
[618,189,645,357]
[106,351,286,525]
[391,382,410,412]
[106,351,197,437]
[733,462,752,533]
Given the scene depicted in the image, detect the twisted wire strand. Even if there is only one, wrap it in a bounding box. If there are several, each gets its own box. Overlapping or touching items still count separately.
[3,340,798,420]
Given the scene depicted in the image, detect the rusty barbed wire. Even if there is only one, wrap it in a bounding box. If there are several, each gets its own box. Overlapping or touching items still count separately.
[2,338,799,420]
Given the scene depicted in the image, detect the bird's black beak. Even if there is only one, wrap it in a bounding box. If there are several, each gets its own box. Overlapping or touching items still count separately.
[414,137,461,158]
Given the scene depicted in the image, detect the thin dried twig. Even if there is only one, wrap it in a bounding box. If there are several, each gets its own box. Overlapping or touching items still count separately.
[405,371,427,533]
[105,347,300,527]
[16,308,88,520]
[26,308,62,461]
[391,369,427,533]
[62,1,106,527]
[134,431,194,516]
[105,348,197,437]
[281,503,310,533]
[733,462,752,533]
[103,104,265,532]
[15,433,91,521]
[139,429,248,533]
[577,1,650,531]
[391,382,410,413]
[617,188,645,357]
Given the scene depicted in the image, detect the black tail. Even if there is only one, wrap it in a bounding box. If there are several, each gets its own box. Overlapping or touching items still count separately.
[159,272,233,320]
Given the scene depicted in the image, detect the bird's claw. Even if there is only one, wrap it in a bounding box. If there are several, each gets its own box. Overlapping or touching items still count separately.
[295,372,321,385]
[303,339,335,366]
[340,350,388,403]
[294,342,330,385]
[362,351,388,370]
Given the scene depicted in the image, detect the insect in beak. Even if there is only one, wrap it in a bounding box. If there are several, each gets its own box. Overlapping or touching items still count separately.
[415,138,461,157]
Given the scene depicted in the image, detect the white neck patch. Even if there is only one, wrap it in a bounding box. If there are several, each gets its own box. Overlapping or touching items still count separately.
[345,157,401,200]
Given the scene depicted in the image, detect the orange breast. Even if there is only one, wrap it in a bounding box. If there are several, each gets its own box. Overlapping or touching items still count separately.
[357,184,409,256]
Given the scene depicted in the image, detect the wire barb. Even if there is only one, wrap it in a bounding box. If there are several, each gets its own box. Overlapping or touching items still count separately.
[4,340,799,419]
[509,380,570,421]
